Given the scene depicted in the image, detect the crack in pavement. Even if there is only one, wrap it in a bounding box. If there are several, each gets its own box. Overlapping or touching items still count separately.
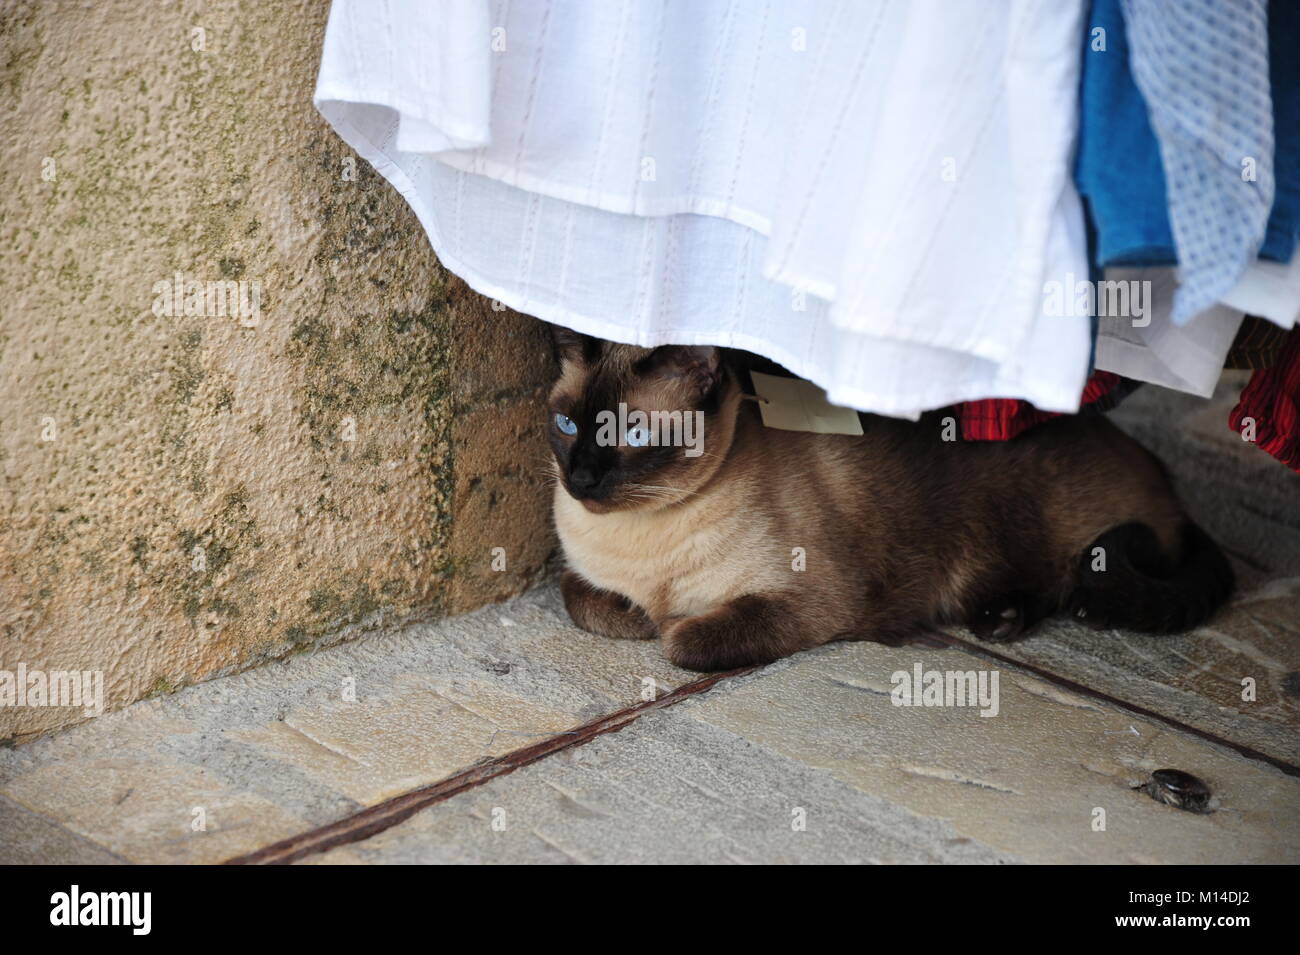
[222,665,758,865]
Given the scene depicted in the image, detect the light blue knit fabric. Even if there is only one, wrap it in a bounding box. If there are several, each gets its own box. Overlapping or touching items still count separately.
[1120,0,1274,325]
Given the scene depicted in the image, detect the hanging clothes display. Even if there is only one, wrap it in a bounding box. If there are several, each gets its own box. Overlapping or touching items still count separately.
[315,0,1300,472]
[316,0,1091,418]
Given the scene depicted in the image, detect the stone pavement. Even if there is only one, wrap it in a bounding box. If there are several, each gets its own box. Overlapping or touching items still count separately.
[2,380,1297,864]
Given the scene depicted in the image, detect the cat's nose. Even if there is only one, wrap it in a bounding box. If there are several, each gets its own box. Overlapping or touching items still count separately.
[569,466,599,495]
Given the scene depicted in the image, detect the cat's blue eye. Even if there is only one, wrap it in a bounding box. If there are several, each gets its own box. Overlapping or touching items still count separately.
[554,413,578,436]
[625,425,651,447]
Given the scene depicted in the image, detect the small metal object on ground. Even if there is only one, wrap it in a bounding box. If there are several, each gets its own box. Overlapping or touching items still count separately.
[1139,769,1213,814]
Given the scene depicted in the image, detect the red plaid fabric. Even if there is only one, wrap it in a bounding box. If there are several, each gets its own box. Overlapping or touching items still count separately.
[954,325,1300,473]
[958,370,1129,441]
[1230,326,1300,472]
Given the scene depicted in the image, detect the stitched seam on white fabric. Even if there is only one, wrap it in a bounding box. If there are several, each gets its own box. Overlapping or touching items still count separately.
[517,189,543,308]
[586,0,633,205]
[844,10,1003,335]
[432,152,775,231]
[853,11,998,288]
[631,215,657,332]
[760,1,845,297]
[879,63,1010,350]
[731,226,755,337]
[686,0,738,202]
[632,1,667,211]
[509,0,553,186]
[629,1,667,331]
[557,198,577,307]
[419,0,433,134]
[722,0,771,212]
[766,0,876,279]
[761,0,845,289]
[480,0,513,175]
[658,213,682,340]
[453,165,466,263]
[960,0,1052,352]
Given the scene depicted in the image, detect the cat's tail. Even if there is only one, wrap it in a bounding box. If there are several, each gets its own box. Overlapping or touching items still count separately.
[1067,520,1234,634]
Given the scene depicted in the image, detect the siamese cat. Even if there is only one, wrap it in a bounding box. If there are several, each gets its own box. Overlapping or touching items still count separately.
[546,328,1234,671]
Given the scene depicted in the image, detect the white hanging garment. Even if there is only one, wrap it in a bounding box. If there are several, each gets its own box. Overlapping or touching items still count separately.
[315,0,1091,416]
[1093,254,1300,399]
[1220,255,1300,330]
[1094,269,1245,399]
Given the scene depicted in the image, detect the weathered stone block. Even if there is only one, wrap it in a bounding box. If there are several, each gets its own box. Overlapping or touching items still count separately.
[0,0,557,738]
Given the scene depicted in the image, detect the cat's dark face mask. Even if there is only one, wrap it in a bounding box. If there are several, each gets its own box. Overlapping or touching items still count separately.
[545,328,734,513]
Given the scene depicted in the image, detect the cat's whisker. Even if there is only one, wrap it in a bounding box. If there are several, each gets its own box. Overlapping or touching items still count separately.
[622,481,699,504]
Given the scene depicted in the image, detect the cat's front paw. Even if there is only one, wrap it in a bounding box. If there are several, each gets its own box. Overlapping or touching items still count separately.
[660,596,801,671]
[967,591,1052,643]
[969,599,1024,643]
[560,570,657,640]
[662,616,750,671]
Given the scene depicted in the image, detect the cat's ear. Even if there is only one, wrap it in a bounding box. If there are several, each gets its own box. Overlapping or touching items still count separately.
[643,345,722,392]
[549,323,597,366]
